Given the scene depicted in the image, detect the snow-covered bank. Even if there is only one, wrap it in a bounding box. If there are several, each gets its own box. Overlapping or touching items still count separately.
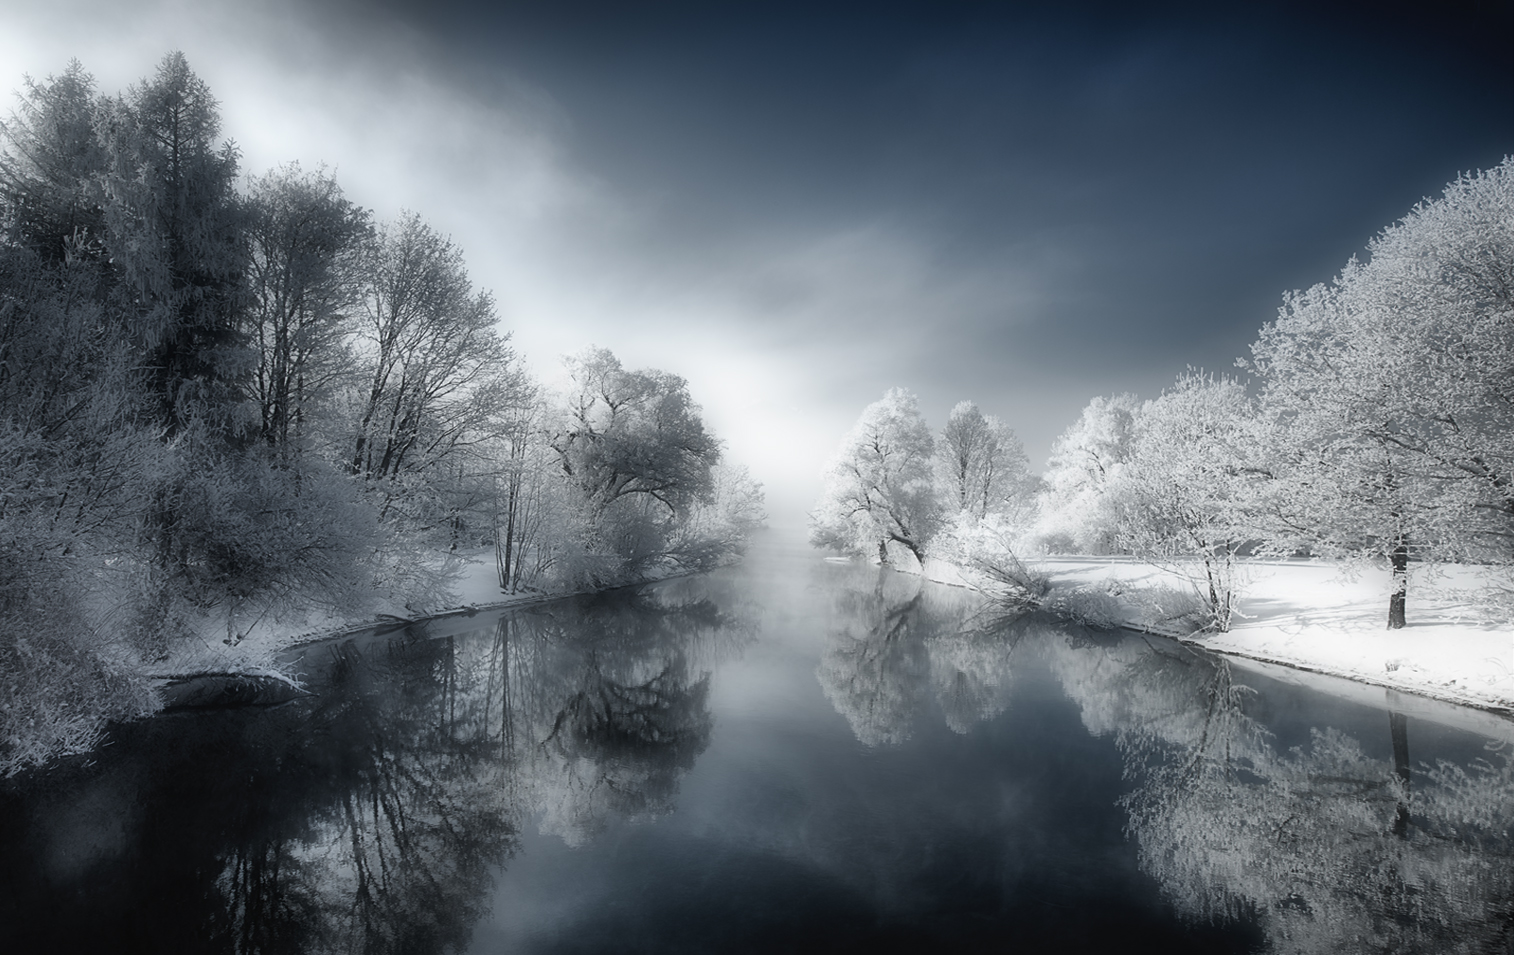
[147,547,730,687]
[1014,558,1514,715]
[147,551,587,682]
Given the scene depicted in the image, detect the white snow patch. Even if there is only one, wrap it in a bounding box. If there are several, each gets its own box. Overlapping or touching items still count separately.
[149,550,570,680]
[1030,557,1514,713]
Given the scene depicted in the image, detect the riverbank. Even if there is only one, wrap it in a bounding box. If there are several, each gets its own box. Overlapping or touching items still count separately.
[1001,557,1514,714]
[148,550,583,683]
[156,545,1514,718]
[146,549,726,688]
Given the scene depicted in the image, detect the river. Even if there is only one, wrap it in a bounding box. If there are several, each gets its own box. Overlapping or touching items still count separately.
[2,529,1510,953]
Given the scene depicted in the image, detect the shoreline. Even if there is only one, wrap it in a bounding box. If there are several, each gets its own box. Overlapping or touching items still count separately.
[1168,629,1514,720]
[911,553,1513,717]
[146,555,714,688]
[1021,556,1513,718]
[155,547,1514,724]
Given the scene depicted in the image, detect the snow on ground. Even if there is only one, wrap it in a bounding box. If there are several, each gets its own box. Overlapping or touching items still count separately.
[151,550,704,682]
[1025,557,1514,715]
[151,550,554,681]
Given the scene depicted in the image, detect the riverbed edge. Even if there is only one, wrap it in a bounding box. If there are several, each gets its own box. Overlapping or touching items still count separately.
[143,558,715,699]
[921,554,1514,720]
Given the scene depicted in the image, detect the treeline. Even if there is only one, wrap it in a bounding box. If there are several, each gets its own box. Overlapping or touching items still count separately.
[813,158,1513,631]
[0,55,762,773]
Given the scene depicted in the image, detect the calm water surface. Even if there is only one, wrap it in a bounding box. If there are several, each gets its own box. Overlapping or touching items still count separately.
[2,530,1511,953]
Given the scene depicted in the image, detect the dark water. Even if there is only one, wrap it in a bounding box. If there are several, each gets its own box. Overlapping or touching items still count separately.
[2,530,1511,954]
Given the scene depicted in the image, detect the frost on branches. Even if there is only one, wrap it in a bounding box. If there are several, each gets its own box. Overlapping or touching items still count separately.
[809,390,1039,598]
[1021,158,1514,631]
[810,388,940,568]
[1030,394,1139,555]
[1109,373,1260,631]
[1244,157,1514,628]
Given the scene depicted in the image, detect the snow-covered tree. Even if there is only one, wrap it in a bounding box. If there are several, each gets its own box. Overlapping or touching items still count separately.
[552,348,720,521]
[810,388,940,566]
[1030,393,1140,554]
[0,54,770,773]
[0,64,163,766]
[0,61,107,266]
[99,52,251,441]
[1110,372,1260,630]
[669,463,767,570]
[550,348,726,581]
[350,213,519,486]
[936,400,1031,521]
[1245,157,1514,627]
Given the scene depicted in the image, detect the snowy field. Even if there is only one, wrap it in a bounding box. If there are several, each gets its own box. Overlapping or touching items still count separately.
[1019,558,1514,715]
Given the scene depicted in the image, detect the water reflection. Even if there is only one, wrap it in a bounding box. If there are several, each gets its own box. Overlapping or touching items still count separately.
[502,594,745,845]
[3,554,1510,953]
[815,574,1514,952]
[0,587,750,954]
[1103,668,1514,953]
[816,567,1019,745]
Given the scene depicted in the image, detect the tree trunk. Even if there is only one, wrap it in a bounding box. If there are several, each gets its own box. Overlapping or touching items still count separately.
[902,539,928,569]
[1387,536,1408,629]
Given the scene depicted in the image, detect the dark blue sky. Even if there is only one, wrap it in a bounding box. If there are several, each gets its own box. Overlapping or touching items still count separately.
[4,0,1511,516]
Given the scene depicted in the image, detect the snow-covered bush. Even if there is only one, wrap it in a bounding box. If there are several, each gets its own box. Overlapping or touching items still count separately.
[929,512,1048,607]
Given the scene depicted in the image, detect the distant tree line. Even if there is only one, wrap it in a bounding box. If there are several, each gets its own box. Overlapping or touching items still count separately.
[813,158,1513,632]
[0,54,763,774]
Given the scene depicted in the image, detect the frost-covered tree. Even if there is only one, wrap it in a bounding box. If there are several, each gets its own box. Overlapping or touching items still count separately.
[346,213,530,562]
[243,164,370,457]
[1110,372,1260,630]
[668,463,767,570]
[351,213,517,484]
[490,390,554,592]
[1245,158,1514,628]
[936,400,1031,521]
[552,348,719,520]
[1031,393,1140,554]
[0,54,769,773]
[0,64,160,766]
[550,348,725,581]
[810,388,939,566]
[0,61,108,266]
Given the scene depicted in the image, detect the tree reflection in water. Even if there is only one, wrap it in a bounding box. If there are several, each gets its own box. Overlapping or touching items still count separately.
[817,569,930,747]
[0,587,746,954]
[816,569,1514,951]
[498,594,738,846]
[816,567,1021,746]
[1041,634,1514,952]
